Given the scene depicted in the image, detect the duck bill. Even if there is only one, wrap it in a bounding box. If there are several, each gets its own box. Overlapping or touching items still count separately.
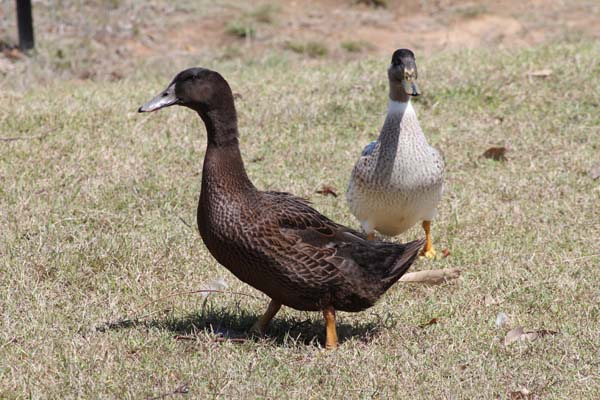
[138,83,179,112]
[402,79,421,96]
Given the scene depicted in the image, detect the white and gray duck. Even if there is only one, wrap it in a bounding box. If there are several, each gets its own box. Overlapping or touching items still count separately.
[139,68,424,349]
[346,49,444,258]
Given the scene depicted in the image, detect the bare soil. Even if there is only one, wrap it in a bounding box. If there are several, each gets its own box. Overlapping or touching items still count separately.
[125,0,600,59]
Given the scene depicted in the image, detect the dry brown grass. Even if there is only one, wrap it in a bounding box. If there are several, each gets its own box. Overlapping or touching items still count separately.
[1,1,599,399]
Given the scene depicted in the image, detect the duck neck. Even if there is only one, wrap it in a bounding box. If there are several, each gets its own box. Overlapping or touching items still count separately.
[200,107,240,147]
[197,105,255,194]
[373,97,421,182]
[378,98,415,143]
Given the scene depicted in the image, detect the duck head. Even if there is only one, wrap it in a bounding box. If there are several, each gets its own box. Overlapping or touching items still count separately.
[138,67,233,114]
[388,48,420,101]
[139,68,239,146]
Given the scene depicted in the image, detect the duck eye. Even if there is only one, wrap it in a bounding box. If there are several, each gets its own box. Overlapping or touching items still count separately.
[162,92,168,97]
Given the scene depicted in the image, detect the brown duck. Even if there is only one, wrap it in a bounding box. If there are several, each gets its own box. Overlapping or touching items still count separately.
[138,68,424,349]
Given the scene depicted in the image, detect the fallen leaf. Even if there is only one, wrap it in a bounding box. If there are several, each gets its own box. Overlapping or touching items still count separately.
[589,165,600,180]
[419,318,438,328]
[78,70,95,80]
[316,185,338,197]
[174,335,197,341]
[504,326,558,346]
[174,384,189,394]
[504,326,525,345]
[482,146,508,162]
[484,295,504,306]
[509,388,539,399]
[441,248,450,258]
[529,69,553,78]
[3,48,25,60]
[110,71,123,81]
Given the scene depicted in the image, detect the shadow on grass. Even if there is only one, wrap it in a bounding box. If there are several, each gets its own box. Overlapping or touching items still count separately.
[96,303,380,348]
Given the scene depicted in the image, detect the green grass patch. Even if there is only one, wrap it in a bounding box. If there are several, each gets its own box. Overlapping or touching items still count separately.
[225,20,256,38]
[285,41,328,57]
[340,40,373,53]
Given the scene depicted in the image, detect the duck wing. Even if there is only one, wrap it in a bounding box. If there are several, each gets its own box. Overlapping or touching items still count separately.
[253,191,423,310]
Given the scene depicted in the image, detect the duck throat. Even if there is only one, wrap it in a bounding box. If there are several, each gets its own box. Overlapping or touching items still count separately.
[389,82,411,103]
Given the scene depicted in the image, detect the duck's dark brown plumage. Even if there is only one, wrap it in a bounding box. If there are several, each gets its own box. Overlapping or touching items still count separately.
[139,67,424,348]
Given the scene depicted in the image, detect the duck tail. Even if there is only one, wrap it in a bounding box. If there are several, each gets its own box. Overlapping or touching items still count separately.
[383,238,425,287]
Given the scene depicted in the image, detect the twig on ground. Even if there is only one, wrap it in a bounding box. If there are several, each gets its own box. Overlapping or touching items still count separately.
[562,253,600,263]
[178,216,193,228]
[146,383,189,400]
[0,135,46,141]
[175,334,247,343]
[400,268,461,284]
[0,337,18,349]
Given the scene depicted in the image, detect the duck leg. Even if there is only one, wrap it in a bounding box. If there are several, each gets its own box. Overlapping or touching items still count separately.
[250,299,281,335]
[322,306,339,349]
[419,220,436,259]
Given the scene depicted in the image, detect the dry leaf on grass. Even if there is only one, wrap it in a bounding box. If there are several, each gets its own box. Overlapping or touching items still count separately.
[482,146,508,162]
[419,318,438,328]
[3,48,25,60]
[441,248,451,258]
[174,335,197,341]
[110,71,124,81]
[588,165,600,180]
[528,69,553,78]
[400,268,460,284]
[504,326,558,346]
[509,388,539,399]
[316,185,338,197]
[484,295,504,306]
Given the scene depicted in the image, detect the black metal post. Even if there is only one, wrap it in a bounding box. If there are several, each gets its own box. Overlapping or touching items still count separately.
[16,0,34,51]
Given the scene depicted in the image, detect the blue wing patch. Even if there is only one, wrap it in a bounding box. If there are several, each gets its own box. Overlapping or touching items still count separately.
[361,141,377,156]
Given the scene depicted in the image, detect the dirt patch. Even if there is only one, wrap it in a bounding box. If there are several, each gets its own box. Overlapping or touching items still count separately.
[1,0,598,80]
[129,0,600,60]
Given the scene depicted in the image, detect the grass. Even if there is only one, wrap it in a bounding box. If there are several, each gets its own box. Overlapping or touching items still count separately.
[225,20,256,39]
[224,4,279,39]
[354,0,388,8]
[248,4,279,24]
[340,40,373,53]
[1,11,600,399]
[285,41,328,57]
